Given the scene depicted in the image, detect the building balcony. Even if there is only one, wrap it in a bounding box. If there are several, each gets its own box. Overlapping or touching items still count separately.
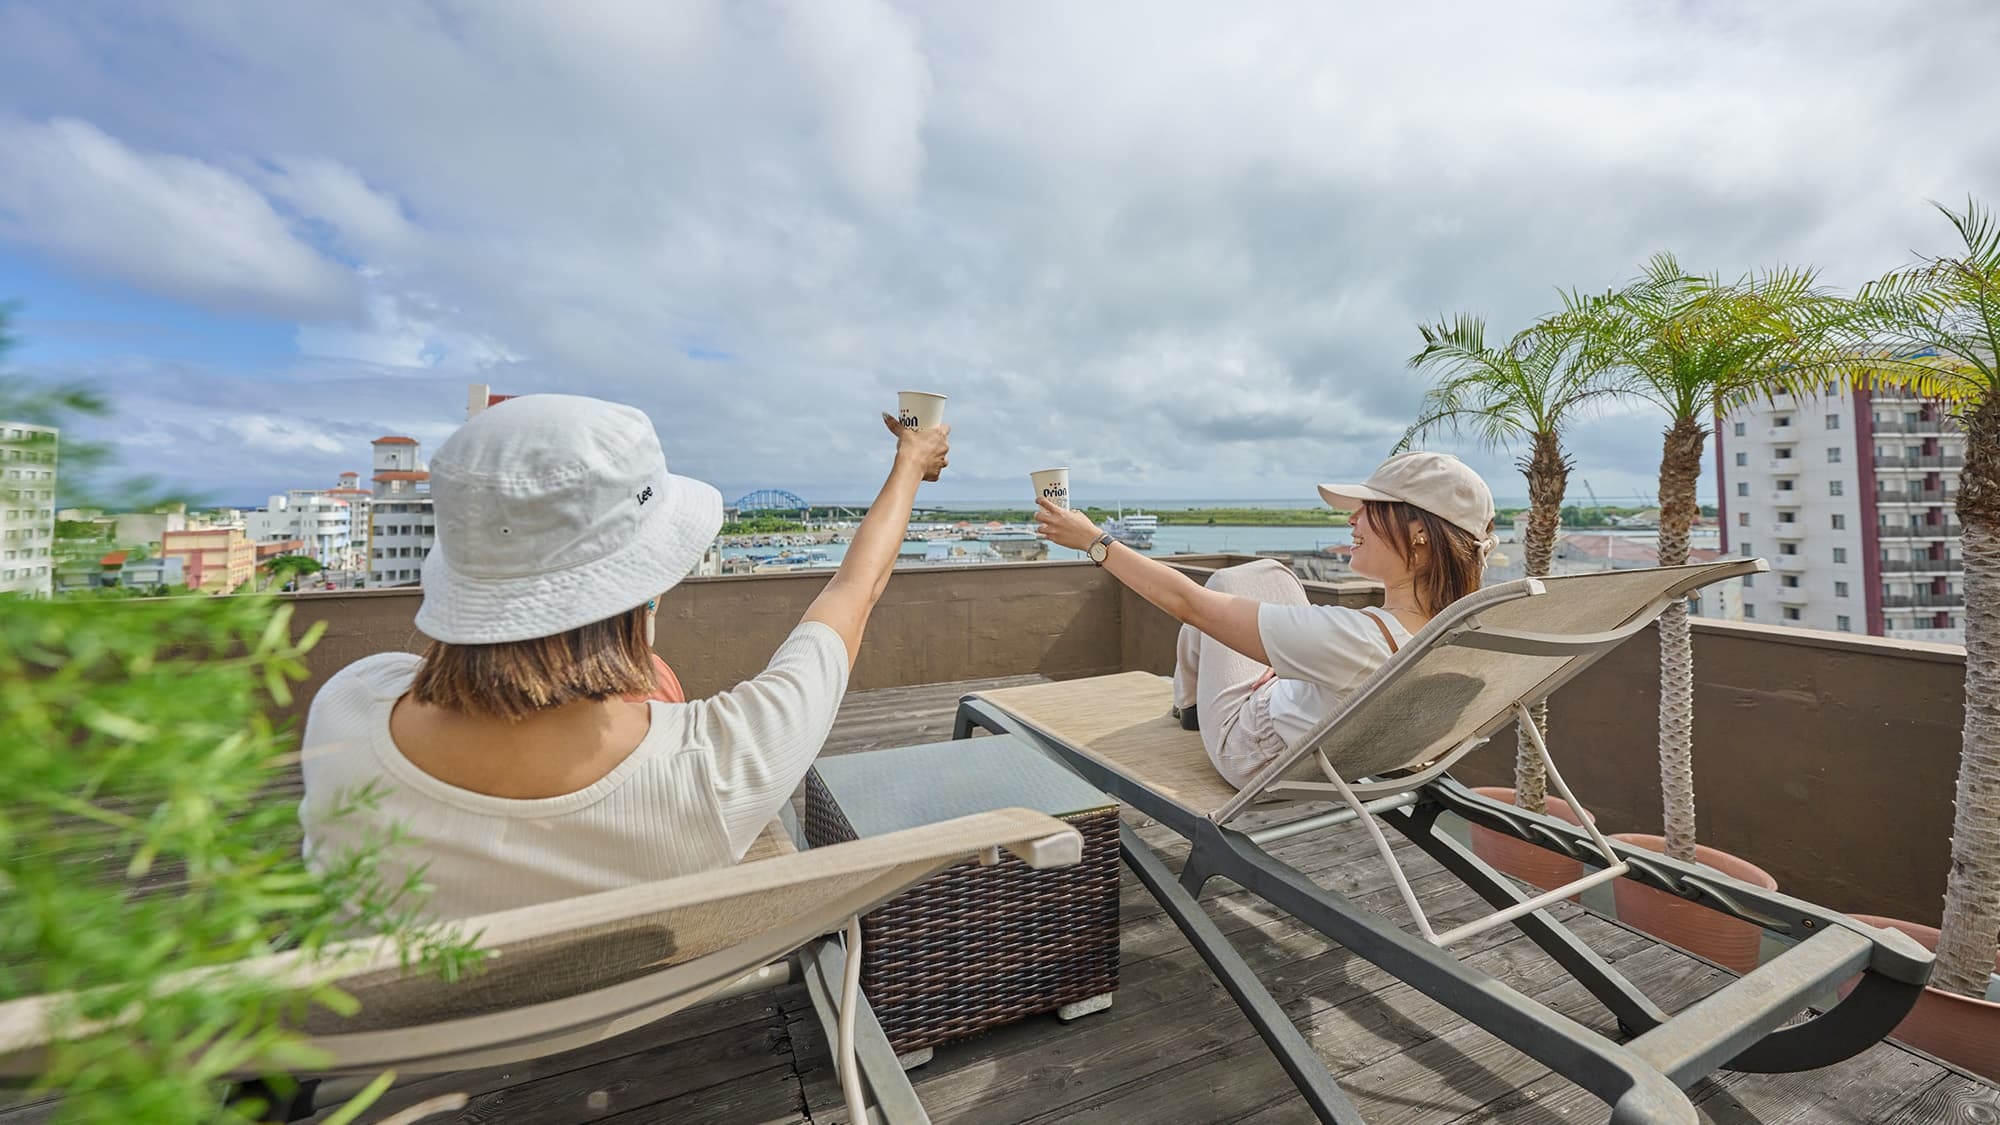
[1764,458,1801,472]
[1768,521,1807,539]
[1773,554,1809,574]
[1880,557,1962,574]
[1769,490,1805,507]
[1872,419,1962,436]
[1776,586,1809,605]
[1876,488,1954,506]
[1885,626,1965,645]
[1881,592,1964,609]
[1874,454,1966,470]
[1763,426,1798,443]
[1878,523,1965,541]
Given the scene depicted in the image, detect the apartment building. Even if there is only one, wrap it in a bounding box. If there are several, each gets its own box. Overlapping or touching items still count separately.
[1,421,57,598]
[1717,387,1965,645]
[367,436,434,587]
[247,489,361,569]
[160,527,256,594]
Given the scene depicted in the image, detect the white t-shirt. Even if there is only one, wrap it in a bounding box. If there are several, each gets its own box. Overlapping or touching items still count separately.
[298,621,849,920]
[1255,604,1412,750]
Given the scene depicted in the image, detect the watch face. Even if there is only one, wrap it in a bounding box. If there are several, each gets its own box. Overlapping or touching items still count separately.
[1089,540,1109,563]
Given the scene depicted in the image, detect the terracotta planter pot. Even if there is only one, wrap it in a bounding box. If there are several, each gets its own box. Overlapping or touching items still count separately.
[1466,787,1594,896]
[1609,833,1776,976]
[1844,914,2000,1082]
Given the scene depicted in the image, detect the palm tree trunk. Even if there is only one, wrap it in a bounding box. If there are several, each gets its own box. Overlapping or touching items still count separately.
[1656,415,1706,864]
[1935,398,2000,997]
[1514,430,1571,814]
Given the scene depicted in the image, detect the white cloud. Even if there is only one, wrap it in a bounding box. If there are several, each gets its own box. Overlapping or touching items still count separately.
[0,0,1995,504]
[0,117,361,321]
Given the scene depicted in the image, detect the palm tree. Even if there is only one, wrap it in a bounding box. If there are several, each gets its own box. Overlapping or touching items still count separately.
[1830,197,2000,999]
[1399,314,1609,813]
[1562,255,1847,865]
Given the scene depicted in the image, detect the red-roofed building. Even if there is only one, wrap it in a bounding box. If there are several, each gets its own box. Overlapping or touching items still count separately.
[466,382,522,419]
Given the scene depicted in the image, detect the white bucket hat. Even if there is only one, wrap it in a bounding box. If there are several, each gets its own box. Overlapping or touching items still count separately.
[1317,451,1496,541]
[415,394,723,645]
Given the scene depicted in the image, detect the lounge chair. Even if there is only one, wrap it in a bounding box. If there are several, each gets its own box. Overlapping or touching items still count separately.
[954,559,1934,1125]
[0,808,1082,1125]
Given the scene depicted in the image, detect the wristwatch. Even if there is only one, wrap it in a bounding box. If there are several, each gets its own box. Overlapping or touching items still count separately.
[1088,533,1115,566]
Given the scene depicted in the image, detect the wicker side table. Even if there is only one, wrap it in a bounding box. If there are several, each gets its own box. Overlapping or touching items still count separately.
[803,734,1120,1062]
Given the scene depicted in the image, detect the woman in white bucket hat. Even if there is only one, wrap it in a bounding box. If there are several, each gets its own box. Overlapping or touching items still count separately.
[1036,451,1495,788]
[299,395,949,919]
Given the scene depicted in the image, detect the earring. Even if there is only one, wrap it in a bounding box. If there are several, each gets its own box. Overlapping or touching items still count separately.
[645,599,658,647]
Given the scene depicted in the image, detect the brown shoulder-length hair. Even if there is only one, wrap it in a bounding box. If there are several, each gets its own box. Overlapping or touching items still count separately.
[409,604,656,721]
[1360,500,1489,617]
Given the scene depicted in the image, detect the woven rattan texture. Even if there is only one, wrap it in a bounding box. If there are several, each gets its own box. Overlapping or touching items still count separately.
[804,770,1119,1054]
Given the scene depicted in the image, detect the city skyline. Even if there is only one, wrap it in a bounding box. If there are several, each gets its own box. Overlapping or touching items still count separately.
[0,2,1995,505]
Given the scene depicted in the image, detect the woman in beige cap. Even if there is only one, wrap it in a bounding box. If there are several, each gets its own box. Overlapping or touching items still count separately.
[1036,451,1495,788]
[300,396,948,918]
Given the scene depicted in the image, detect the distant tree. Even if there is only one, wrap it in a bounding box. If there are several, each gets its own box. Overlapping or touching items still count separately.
[261,554,323,591]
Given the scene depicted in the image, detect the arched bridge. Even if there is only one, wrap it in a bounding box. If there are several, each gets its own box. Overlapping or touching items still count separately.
[730,489,809,512]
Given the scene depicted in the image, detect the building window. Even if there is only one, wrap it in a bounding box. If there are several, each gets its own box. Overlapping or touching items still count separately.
[1783,607,1802,621]
[1737,482,1749,497]
[1826,413,1840,430]
[1738,512,1750,526]
[1735,452,1748,467]
[1835,581,1849,597]
[1742,574,1754,589]
[1778,512,1796,524]
[1831,514,1846,530]
[1734,421,1746,436]
[1780,542,1799,555]
[1836,615,1851,631]
[1744,604,1756,619]
[1827,447,1842,463]
[1775,416,1791,428]
[1829,480,1844,497]
[1776,448,1793,460]
[1740,543,1754,557]
[1782,575,1800,588]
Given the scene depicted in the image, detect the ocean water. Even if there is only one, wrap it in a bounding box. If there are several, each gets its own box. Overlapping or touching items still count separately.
[724,520,1355,567]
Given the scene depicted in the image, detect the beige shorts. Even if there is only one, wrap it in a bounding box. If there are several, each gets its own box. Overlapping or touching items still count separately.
[1216,678,1289,787]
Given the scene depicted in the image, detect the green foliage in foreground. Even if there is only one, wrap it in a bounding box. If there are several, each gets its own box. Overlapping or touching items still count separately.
[1,593,482,1124]
[719,516,810,535]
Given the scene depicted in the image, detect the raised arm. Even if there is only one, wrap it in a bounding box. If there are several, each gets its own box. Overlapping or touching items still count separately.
[1034,498,1269,665]
[801,415,950,665]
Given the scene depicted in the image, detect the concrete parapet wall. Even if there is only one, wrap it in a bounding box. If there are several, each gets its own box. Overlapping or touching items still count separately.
[279,558,1966,927]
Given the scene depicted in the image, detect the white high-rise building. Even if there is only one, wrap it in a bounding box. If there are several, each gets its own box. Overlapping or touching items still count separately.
[1718,386,1965,645]
[1,421,57,598]
[247,488,362,569]
[367,436,435,588]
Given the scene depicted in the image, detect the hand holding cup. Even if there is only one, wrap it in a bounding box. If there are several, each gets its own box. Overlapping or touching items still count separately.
[1035,495,1103,551]
[894,391,949,482]
[882,413,949,483]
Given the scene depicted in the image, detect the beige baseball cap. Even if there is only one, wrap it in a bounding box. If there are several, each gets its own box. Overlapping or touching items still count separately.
[1317,451,1495,538]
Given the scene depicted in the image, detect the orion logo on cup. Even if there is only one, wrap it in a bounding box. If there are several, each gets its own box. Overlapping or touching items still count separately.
[899,410,920,428]
[1041,483,1068,501]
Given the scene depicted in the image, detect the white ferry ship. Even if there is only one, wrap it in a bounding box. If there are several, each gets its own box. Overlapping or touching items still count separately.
[1104,510,1158,550]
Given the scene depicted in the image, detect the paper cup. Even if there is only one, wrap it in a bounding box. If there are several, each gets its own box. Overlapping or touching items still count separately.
[897,391,948,430]
[1031,467,1071,510]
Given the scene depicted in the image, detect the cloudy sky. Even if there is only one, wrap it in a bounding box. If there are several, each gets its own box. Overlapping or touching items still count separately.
[0,1,1995,508]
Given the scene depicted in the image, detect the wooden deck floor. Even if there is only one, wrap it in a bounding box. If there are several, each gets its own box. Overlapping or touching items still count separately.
[9,675,1998,1124]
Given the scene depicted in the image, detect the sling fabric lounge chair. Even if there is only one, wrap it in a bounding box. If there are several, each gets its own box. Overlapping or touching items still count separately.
[0,808,1082,1125]
[954,559,1934,1125]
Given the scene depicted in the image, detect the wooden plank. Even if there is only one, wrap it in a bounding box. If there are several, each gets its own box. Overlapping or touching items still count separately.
[1881,1074,2000,1124]
[594,1062,805,1125]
